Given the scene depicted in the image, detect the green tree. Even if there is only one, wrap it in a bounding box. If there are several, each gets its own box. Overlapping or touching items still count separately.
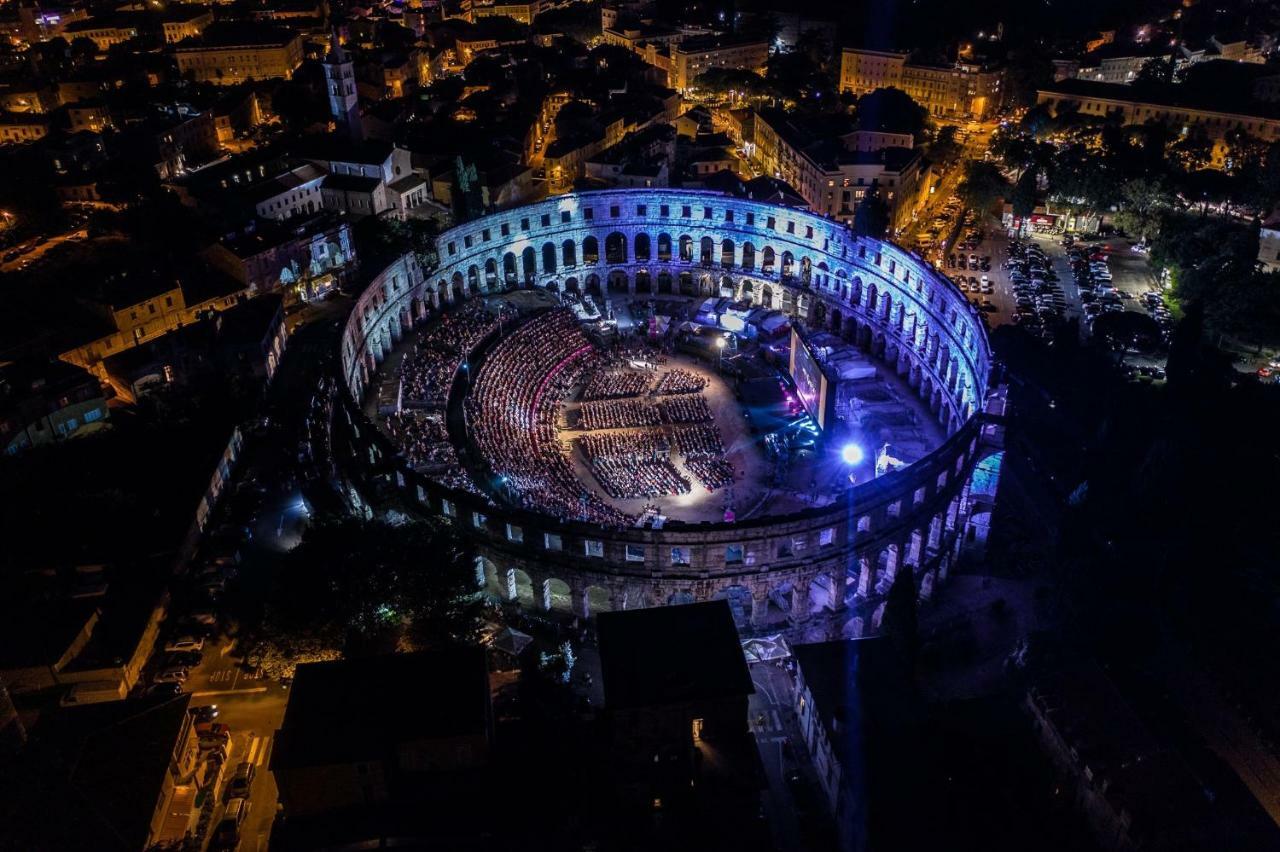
[1113,177,1175,241]
[956,160,1010,213]
[853,193,890,238]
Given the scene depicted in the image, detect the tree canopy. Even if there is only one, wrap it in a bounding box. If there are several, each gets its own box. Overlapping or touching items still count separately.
[258,518,485,656]
[956,160,1010,213]
[854,87,930,142]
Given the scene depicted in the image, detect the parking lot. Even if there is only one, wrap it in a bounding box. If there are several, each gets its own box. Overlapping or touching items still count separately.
[944,218,1173,376]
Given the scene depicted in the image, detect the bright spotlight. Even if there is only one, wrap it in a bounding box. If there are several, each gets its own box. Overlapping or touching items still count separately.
[841,444,864,465]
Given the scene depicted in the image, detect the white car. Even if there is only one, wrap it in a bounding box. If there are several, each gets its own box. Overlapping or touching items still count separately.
[165,636,205,653]
[155,667,189,684]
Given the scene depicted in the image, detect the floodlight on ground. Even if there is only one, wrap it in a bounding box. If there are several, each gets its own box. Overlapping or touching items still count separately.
[841,443,865,465]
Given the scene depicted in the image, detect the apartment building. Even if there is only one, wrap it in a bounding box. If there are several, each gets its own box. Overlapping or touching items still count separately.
[173,23,304,85]
[840,47,1005,119]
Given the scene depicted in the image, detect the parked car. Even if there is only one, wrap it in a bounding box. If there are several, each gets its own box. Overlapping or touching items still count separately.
[155,667,188,684]
[165,636,205,653]
[225,761,256,800]
[215,798,250,847]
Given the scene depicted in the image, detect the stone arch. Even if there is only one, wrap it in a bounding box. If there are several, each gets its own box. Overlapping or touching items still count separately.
[713,585,753,627]
[586,273,602,294]
[521,246,537,283]
[546,578,572,612]
[699,236,714,264]
[657,233,673,262]
[542,242,557,274]
[721,238,735,266]
[512,568,534,606]
[635,269,652,293]
[762,245,776,273]
[678,270,694,295]
[450,271,465,302]
[635,232,651,262]
[585,584,613,615]
[831,306,843,334]
[808,572,839,614]
[484,257,498,286]
[761,284,773,309]
[814,301,827,326]
[781,251,794,278]
[502,252,517,285]
[605,231,627,265]
[565,276,579,292]
[741,242,756,270]
[562,239,577,268]
[583,235,599,265]
[657,271,673,293]
[668,590,696,606]
[719,275,734,296]
[608,269,628,293]
[678,234,694,262]
[467,264,480,290]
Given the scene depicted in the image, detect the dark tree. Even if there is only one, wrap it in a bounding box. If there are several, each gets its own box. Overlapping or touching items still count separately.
[854,87,929,142]
[261,518,484,655]
[881,564,919,672]
[956,160,1010,213]
[853,193,891,238]
[1011,166,1038,218]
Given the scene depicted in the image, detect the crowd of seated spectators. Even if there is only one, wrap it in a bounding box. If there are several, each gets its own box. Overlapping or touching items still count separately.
[579,398,662,430]
[398,301,517,408]
[590,457,690,499]
[675,424,735,491]
[658,395,713,424]
[654,368,707,396]
[581,370,651,401]
[467,309,632,526]
[578,430,670,462]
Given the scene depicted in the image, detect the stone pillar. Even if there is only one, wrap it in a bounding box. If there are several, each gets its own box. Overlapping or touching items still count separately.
[789,579,810,621]
[573,586,591,619]
[856,555,876,598]
[535,578,550,611]
[751,589,770,627]
[502,568,517,602]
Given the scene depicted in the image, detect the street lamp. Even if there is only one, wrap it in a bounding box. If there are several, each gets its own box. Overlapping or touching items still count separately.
[841,443,864,487]
[715,335,726,371]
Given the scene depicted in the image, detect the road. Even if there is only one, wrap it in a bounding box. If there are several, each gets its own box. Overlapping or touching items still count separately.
[0,226,88,271]
[748,661,836,852]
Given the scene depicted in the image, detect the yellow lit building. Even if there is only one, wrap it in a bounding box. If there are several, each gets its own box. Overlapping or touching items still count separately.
[173,23,304,85]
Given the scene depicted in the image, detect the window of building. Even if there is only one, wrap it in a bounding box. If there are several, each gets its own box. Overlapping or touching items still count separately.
[625,544,646,562]
[660,204,670,216]
[585,539,604,558]
[541,213,551,226]
[447,241,456,255]
[464,235,473,248]
[671,547,690,566]
[725,544,744,564]
[610,205,620,218]
[544,532,562,551]
[441,499,456,518]
[820,527,835,546]
[506,523,523,543]
[724,209,734,222]
[637,204,647,216]
[482,228,491,241]
[766,216,776,230]
[561,210,571,223]
[501,223,510,236]
[681,205,692,217]
[703,206,712,219]
[746,212,754,226]
[473,511,487,528]
[583,208,594,220]
[521,218,530,231]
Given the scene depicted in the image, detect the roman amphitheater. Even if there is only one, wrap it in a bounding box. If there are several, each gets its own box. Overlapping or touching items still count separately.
[333,189,1005,638]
